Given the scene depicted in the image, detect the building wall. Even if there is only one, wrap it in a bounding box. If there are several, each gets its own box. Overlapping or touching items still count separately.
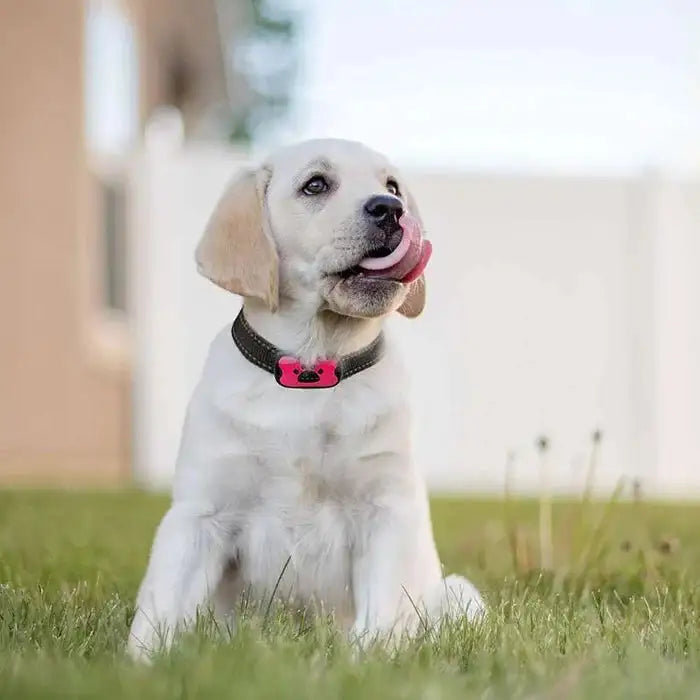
[0,0,232,484]
[0,0,130,483]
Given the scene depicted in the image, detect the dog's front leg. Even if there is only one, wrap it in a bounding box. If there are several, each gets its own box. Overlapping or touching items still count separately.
[350,506,425,647]
[128,503,233,660]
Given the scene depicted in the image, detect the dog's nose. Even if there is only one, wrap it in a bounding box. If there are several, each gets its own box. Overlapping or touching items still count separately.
[364,194,403,234]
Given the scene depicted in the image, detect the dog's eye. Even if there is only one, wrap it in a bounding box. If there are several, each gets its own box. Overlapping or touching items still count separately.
[302,176,329,196]
[386,179,400,196]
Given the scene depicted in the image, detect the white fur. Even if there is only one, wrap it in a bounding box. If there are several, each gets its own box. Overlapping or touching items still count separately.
[128,140,484,659]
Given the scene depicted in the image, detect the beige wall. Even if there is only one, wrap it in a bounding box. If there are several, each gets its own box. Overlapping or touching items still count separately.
[0,0,130,483]
[0,0,230,484]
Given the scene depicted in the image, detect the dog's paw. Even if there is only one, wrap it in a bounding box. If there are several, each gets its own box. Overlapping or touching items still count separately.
[430,574,486,623]
[349,621,381,652]
[127,610,174,663]
[126,639,155,664]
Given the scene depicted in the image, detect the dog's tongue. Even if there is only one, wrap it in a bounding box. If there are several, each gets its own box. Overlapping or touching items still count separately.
[358,214,432,282]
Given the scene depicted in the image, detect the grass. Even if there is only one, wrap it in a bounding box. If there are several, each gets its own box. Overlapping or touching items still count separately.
[1,489,700,698]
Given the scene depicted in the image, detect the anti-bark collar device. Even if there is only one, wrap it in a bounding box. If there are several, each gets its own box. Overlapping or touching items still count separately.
[231,310,384,389]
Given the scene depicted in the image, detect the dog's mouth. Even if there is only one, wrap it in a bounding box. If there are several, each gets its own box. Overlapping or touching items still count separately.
[334,214,432,284]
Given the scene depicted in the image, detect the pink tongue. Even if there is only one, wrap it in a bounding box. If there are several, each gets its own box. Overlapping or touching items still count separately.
[401,239,432,283]
[358,214,432,282]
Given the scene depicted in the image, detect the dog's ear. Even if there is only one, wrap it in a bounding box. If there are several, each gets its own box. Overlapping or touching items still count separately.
[397,275,426,318]
[397,186,427,318]
[195,166,279,310]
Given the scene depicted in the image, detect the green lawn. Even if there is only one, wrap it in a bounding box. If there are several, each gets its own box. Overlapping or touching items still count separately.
[1,489,699,698]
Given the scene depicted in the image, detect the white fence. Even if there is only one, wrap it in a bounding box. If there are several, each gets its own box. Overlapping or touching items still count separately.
[129,114,700,497]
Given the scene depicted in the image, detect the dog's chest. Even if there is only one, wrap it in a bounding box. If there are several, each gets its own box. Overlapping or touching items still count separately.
[238,475,356,617]
[226,376,393,486]
[223,382,397,611]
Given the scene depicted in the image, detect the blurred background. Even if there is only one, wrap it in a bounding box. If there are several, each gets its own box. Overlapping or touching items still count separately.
[1,0,699,497]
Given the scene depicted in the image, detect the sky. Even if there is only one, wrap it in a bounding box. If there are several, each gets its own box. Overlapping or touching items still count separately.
[86,0,700,175]
[264,0,700,174]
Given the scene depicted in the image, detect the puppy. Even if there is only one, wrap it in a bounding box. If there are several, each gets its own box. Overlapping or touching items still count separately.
[128,138,484,658]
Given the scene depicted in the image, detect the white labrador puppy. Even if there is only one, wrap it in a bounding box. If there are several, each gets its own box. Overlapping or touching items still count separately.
[128,138,484,659]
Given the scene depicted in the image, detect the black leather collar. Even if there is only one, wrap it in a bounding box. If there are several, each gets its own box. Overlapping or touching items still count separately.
[231,310,385,389]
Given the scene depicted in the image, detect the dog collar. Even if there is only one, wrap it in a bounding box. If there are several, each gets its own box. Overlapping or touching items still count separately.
[231,310,385,389]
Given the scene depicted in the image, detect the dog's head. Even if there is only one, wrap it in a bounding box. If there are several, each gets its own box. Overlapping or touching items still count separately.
[195,138,429,319]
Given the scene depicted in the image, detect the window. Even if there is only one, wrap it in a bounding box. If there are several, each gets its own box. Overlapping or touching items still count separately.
[84,0,138,156]
[82,0,136,366]
[84,0,136,319]
[100,179,128,313]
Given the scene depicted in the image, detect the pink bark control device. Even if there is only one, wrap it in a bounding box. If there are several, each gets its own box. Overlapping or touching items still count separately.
[276,357,340,388]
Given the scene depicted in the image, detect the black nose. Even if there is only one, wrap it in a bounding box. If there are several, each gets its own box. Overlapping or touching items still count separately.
[364,194,403,234]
